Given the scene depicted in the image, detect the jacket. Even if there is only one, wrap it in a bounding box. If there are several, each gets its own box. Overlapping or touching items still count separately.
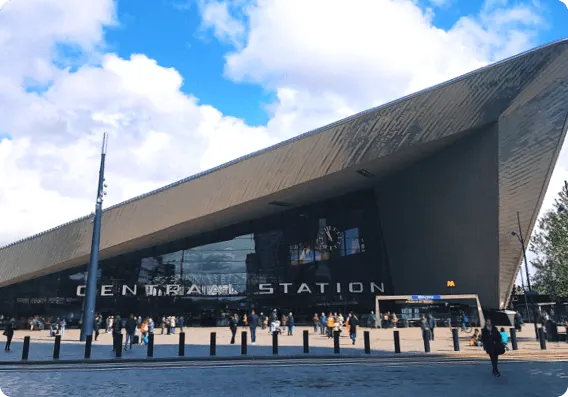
[481,326,502,354]
[249,314,259,328]
[125,318,137,334]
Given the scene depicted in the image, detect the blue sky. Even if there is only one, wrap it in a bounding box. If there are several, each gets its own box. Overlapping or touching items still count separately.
[101,0,568,127]
[105,0,273,126]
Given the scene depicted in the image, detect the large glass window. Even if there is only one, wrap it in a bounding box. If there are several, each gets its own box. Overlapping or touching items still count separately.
[0,189,392,323]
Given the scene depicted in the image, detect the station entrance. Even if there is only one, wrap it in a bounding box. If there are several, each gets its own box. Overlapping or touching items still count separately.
[374,294,485,328]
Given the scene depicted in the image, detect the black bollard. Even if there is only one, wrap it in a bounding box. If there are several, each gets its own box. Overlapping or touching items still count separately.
[272,331,278,355]
[210,332,216,356]
[84,335,93,359]
[303,330,309,353]
[147,333,154,357]
[241,331,247,355]
[452,328,460,352]
[538,328,547,350]
[22,336,30,361]
[53,334,61,360]
[333,330,340,354]
[364,331,371,354]
[116,334,123,358]
[510,328,518,351]
[178,332,185,357]
[422,330,430,353]
[393,330,401,353]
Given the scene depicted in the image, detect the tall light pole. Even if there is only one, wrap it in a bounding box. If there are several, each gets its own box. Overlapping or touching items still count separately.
[80,133,109,341]
[511,211,538,339]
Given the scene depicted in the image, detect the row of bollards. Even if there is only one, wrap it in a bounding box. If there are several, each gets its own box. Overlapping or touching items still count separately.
[18,326,552,361]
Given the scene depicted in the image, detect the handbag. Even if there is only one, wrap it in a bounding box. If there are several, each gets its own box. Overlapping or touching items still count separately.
[496,343,506,355]
[2,330,7,336]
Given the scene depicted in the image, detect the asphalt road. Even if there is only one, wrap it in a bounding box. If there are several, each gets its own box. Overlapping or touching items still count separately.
[0,357,566,397]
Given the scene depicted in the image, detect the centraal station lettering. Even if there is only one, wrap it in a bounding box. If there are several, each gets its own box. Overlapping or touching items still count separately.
[76,282,385,297]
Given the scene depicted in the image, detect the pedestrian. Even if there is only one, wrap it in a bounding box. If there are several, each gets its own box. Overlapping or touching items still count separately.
[94,314,102,341]
[313,313,319,334]
[320,313,327,335]
[229,313,238,344]
[427,313,436,341]
[287,312,295,336]
[481,318,504,377]
[124,314,137,351]
[249,310,259,344]
[179,315,185,333]
[3,318,14,351]
[420,314,431,344]
[348,312,358,345]
[111,315,122,352]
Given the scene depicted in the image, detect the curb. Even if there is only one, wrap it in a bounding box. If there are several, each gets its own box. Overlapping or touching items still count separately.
[0,353,438,366]
[0,350,565,367]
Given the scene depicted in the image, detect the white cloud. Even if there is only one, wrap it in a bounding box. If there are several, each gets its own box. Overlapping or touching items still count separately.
[0,0,556,249]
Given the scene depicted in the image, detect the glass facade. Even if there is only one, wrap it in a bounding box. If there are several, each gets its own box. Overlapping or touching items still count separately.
[0,190,392,325]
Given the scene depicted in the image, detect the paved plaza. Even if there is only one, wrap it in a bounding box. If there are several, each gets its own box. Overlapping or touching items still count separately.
[0,325,566,363]
[0,356,567,396]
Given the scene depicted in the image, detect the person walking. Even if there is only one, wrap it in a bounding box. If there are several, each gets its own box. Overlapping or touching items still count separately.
[249,310,259,345]
[94,314,102,342]
[111,315,123,352]
[229,313,238,344]
[179,315,185,333]
[427,314,436,341]
[348,312,358,345]
[124,314,137,351]
[313,313,319,334]
[420,314,431,344]
[3,318,14,352]
[481,318,503,377]
[287,312,295,336]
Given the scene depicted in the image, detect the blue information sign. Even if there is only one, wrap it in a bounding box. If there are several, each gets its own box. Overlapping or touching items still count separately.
[411,295,441,300]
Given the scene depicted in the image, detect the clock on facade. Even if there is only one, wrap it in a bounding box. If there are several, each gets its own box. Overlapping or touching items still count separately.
[316,226,342,251]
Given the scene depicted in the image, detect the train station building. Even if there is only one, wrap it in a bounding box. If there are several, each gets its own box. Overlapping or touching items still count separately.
[1,40,568,325]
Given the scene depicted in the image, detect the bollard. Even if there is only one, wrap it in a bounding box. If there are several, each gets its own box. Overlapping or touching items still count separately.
[272,331,278,355]
[210,332,216,356]
[116,334,123,358]
[303,330,309,353]
[452,328,460,352]
[178,332,185,357]
[22,336,30,361]
[147,333,154,357]
[84,335,93,359]
[241,331,247,355]
[364,331,371,354]
[333,330,340,354]
[538,328,547,350]
[510,328,518,351]
[53,335,61,360]
[422,330,430,353]
[393,330,401,353]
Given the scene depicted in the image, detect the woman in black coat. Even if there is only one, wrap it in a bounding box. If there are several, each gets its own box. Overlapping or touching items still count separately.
[481,318,503,377]
[3,319,15,352]
[229,314,238,344]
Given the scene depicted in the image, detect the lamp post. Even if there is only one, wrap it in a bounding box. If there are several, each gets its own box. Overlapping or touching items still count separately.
[511,211,538,340]
[80,133,109,341]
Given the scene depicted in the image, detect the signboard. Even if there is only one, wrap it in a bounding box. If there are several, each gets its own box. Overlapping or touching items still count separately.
[75,281,386,297]
[411,295,441,300]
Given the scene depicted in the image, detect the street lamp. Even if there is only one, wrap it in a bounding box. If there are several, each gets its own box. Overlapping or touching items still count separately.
[80,133,109,341]
[511,211,538,340]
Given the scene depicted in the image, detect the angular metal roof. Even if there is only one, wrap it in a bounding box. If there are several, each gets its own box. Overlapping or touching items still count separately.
[2,39,568,309]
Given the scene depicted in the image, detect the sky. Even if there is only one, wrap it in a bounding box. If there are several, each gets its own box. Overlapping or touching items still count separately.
[0,0,567,277]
